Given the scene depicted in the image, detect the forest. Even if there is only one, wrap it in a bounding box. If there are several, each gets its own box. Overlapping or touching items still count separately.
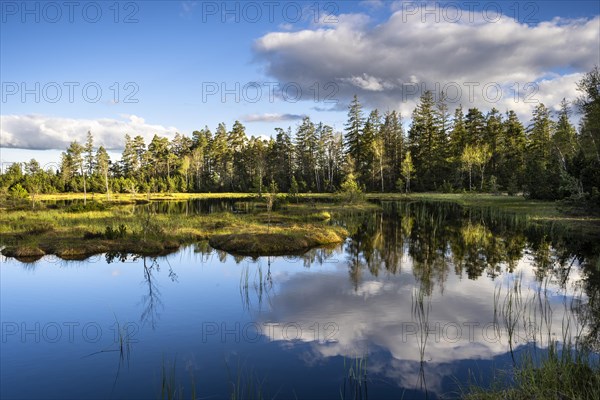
[2,67,599,210]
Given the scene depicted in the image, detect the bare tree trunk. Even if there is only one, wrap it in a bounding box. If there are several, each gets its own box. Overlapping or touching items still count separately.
[468,167,472,191]
[480,166,485,190]
[104,170,110,201]
[380,158,384,192]
[83,170,87,205]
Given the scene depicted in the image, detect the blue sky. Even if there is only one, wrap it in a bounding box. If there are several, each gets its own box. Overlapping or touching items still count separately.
[1,1,599,165]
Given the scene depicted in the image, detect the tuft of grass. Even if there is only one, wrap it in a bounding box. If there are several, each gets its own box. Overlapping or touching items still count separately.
[463,341,600,399]
[208,226,347,256]
[226,359,268,400]
[340,355,369,400]
[1,246,45,262]
[463,273,600,399]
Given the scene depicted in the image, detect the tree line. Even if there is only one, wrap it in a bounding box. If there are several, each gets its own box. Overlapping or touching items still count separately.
[2,67,599,208]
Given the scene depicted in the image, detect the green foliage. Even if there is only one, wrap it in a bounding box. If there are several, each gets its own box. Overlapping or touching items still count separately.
[288,176,299,203]
[66,201,107,212]
[487,175,499,194]
[401,150,416,192]
[104,224,127,240]
[507,175,519,196]
[440,180,454,193]
[1,67,598,212]
[339,172,364,203]
[395,177,404,193]
[8,183,28,200]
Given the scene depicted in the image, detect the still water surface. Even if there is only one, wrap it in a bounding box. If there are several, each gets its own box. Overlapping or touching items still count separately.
[1,200,598,399]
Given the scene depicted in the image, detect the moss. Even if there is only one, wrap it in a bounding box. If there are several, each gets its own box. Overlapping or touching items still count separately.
[2,246,45,259]
[0,197,362,260]
[209,228,346,256]
[55,244,110,259]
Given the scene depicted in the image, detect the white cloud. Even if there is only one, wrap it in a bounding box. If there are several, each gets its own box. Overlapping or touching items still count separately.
[254,9,599,119]
[242,113,305,122]
[342,74,387,91]
[0,114,179,150]
[255,258,586,395]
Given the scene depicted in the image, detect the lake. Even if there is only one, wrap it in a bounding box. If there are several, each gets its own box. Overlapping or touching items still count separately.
[1,200,598,399]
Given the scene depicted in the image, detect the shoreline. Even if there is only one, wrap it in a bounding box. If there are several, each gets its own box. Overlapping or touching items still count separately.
[2,193,599,262]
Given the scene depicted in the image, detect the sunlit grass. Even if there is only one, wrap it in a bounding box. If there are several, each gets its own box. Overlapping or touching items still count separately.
[462,274,600,399]
[0,199,354,260]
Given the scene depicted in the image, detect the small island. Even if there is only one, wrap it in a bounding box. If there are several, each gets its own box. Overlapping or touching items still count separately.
[0,193,376,261]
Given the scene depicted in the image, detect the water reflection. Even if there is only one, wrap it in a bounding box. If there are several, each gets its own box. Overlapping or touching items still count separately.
[337,201,599,295]
[103,254,180,330]
[2,199,599,399]
[243,200,599,396]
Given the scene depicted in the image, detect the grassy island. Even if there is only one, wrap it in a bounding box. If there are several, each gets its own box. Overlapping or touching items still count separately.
[0,194,371,261]
[2,192,599,262]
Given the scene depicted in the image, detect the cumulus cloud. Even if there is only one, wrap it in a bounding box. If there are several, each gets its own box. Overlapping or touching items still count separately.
[254,8,599,119]
[0,114,179,150]
[254,257,585,395]
[242,113,305,122]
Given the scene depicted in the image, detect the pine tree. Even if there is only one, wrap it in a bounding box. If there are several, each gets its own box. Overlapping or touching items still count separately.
[272,127,295,192]
[95,146,111,200]
[408,90,437,190]
[499,110,526,192]
[381,110,404,191]
[362,109,380,190]
[554,99,578,165]
[576,65,600,162]
[295,117,318,191]
[449,106,468,188]
[66,141,86,203]
[464,107,486,145]
[317,123,338,192]
[84,131,94,176]
[228,121,248,191]
[484,108,503,181]
[433,92,451,187]
[191,127,211,191]
[212,123,230,191]
[574,66,600,207]
[121,134,137,177]
[344,95,365,180]
[553,99,579,198]
[525,104,560,199]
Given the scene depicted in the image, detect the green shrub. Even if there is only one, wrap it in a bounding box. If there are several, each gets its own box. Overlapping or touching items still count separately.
[9,184,28,200]
[66,201,108,212]
[104,224,127,239]
[440,180,454,193]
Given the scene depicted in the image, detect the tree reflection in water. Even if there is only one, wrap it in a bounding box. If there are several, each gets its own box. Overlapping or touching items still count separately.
[105,253,178,330]
[335,200,600,350]
[337,201,597,290]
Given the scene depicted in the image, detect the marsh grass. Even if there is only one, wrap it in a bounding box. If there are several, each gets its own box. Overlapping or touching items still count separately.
[464,274,600,399]
[411,286,432,396]
[82,316,134,397]
[160,359,197,400]
[0,199,355,259]
[240,264,251,311]
[226,359,270,400]
[340,355,369,400]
